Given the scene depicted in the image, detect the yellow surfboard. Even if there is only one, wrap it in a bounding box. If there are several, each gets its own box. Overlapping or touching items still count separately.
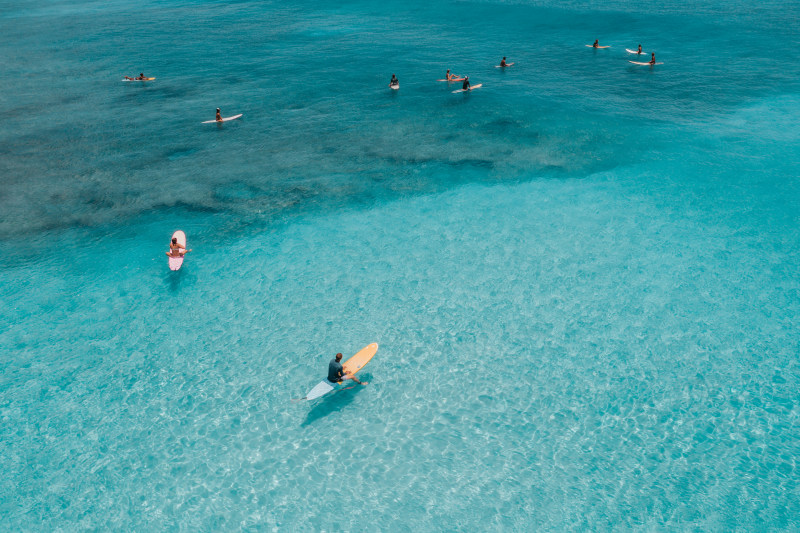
[343,343,378,376]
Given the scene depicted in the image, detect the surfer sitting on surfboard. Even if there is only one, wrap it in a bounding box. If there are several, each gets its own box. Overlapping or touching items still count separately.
[637,44,643,54]
[215,108,223,122]
[446,69,459,81]
[462,76,471,91]
[389,74,399,88]
[500,57,507,67]
[593,39,600,48]
[166,237,191,258]
[649,52,656,65]
[329,353,366,385]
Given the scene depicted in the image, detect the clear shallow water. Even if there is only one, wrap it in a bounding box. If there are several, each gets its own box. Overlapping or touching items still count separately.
[2,0,800,529]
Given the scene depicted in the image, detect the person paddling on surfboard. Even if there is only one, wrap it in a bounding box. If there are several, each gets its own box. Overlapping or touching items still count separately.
[389,74,399,88]
[462,76,471,91]
[166,237,191,258]
[329,353,366,385]
[649,52,656,65]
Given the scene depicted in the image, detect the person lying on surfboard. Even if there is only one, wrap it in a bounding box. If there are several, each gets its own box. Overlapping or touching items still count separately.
[462,76,471,91]
[166,237,191,257]
[389,74,399,88]
[329,353,367,385]
[500,57,507,67]
[124,73,148,80]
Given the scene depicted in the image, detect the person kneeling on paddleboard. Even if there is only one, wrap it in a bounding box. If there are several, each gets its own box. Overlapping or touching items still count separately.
[328,353,366,385]
[166,237,191,258]
[462,76,470,91]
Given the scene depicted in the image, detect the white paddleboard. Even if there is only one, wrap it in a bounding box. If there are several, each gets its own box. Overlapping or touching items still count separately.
[452,83,483,93]
[202,114,243,124]
[168,230,186,271]
[586,44,611,48]
[494,63,514,68]
[626,49,646,55]
[629,61,663,65]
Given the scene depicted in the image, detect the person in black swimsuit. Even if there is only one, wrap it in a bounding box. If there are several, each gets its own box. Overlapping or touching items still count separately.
[328,353,365,385]
[462,76,470,91]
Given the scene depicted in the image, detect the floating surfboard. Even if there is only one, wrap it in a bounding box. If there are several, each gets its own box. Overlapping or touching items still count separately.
[123,77,155,81]
[586,44,611,48]
[202,114,243,124]
[437,77,465,82]
[452,83,483,93]
[302,343,378,401]
[494,63,514,68]
[168,230,186,271]
[625,49,646,55]
[629,61,663,65]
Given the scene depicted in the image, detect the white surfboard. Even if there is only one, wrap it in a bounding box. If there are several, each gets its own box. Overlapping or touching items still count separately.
[122,77,155,82]
[202,114,243,124]
[305,379,337,400]
[626,49,646,55]
[586,44,611,48]
[390,83,399,90]
[629,61,663,65]
[168,230,186,271]
[494,63,514,68]
[452,83,483,93]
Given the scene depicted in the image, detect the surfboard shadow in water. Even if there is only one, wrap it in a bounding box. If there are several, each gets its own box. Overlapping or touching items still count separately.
[300,374,371,427]
[165,266,186,292]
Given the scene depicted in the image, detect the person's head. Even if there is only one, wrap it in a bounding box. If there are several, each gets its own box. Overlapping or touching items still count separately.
[502,57,506,60]
[465,76,469,79]
[216,108,220,112]
[651,53,655,57]
[335,353,343,362]
[172,237,177,244]
[447,69,450,73]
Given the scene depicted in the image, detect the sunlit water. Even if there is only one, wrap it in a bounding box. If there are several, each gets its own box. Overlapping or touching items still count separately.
[2,0,799,529]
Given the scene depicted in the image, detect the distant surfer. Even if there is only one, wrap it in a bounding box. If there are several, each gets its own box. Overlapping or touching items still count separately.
[389,74,399,88]
[328,353,366,385]
[593,39,600,48]
[215,108,222,122]
[500,57,507,67]
[124,73,148,80]
[649,52,656,65]
[462,76,471,91]
[166,237,191,258]
[637,44,643,54]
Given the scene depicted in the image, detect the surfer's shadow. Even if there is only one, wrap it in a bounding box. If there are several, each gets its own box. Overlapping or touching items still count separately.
[165,268,187,292]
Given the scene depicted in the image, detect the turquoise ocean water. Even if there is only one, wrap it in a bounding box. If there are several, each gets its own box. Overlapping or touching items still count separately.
[2,0,800,529]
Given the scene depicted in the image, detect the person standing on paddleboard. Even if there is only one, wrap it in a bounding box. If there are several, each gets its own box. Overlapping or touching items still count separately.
[328,353,366,385]
[462,76,471,91]
[166,237,191,258]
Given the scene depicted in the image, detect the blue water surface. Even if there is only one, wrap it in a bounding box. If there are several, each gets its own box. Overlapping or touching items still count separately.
[2,0,799,529]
